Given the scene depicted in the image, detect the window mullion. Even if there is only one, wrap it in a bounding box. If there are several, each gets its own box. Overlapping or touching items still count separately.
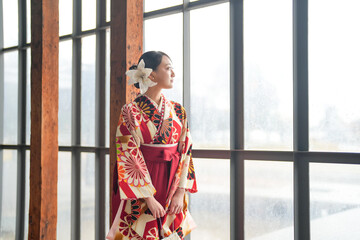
[15,0,27,239]
[230,0,245,240]
[293,0,310,239]
[95,0,106,238]
[71,0,82,239]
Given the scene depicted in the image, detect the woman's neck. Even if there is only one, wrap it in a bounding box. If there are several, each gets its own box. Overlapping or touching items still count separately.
[144,88,162,106]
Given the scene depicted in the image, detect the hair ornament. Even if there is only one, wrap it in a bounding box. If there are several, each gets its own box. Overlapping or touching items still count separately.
[126,59,157,94]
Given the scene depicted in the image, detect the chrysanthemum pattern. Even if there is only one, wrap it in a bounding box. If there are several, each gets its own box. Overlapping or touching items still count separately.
[131,104,146,123]
[120,151,150,187]
[187,158,195,181]
[126,137,142,159]
[117,164,125,182]
[146,227,159,240]
[118,215,135,238]
[122,105,137,132]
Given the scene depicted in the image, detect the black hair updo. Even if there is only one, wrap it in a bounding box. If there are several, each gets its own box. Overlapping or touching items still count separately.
[129,51,171,89]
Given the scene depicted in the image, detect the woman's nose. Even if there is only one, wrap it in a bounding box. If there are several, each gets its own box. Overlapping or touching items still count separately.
[171,69,175,77]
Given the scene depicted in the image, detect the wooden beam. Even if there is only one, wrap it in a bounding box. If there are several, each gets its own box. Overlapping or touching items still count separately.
[109,0,143,223]
[29,0,59,239]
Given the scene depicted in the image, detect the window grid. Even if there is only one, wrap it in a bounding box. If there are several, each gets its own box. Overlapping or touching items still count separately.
[0,0,110,239]
[1,0,360,240]
[144,1,360,240]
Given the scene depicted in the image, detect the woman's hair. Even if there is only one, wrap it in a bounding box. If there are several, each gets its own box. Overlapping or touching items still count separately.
[130,51,171,89]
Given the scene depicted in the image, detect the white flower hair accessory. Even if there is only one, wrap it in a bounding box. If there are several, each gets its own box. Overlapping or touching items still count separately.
[126,59,157,94]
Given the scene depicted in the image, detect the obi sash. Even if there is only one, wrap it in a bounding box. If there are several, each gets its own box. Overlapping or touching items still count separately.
[140,144,181,207]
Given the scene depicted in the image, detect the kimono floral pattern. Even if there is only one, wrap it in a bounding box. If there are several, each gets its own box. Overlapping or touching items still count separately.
[112,94,197,240]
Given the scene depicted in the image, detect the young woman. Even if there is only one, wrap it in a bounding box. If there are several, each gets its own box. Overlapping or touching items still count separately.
[107,51,197,240]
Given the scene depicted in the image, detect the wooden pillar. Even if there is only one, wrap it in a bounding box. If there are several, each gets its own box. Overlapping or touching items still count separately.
[29,0,59,239]
[109,0,143,223]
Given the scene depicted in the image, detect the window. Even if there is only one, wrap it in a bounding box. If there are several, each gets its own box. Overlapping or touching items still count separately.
[1,0,359,239]
[144,1,360,240]
[0,0,110,239]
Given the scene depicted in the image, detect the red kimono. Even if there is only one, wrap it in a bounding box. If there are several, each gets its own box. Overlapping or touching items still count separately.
[107,94,197,240]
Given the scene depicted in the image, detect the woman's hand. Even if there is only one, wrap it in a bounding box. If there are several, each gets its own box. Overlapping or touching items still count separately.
[178,141,185,154]
[168,188,185,215]
[145,196,166,219]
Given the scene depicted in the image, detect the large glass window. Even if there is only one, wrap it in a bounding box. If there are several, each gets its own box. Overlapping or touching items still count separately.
[1,0,110,238]
[1,1,359,239]
[59,41,73,146]
[190,3,230,149]
[57,152,72,239]
[24,150,30,240]
[81,35,96,146]
[81,153,95,240]
[2,1,18,48]
[59,0,73,36]
[144,0,182,12]
[245,160,294,239]
[244,0,293,150]
[0,151,17,239]
[190,158,230,240]
[82,0,96,31]
[309,0,360,152]
[3,52,18,144]
[26,48,31,145]
[310,163,360,239]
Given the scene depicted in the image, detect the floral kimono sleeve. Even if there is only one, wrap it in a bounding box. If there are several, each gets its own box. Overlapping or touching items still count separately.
[116,104,156,199]
[178,108,197,193]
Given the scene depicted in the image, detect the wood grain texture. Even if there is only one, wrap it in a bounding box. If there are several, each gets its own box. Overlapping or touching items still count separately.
[29,0,59,239]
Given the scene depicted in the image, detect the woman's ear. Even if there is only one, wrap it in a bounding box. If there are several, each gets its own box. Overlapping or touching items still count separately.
[149,72,156,82]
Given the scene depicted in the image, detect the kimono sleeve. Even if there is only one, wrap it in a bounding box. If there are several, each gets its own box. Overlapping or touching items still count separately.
[115,104,156,199]
[178,107,197,193]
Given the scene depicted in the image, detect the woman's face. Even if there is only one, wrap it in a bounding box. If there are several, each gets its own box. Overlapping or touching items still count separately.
[151,56,175,89]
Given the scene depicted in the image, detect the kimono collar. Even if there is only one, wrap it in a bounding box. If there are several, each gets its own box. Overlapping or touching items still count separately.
[143,93,165,111]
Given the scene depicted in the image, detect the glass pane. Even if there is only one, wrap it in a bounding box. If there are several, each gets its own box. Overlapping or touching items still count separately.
[3,51,18,144]
[310,163,360,239]
[309,0,360,152]
[82,0,96,31]
[26,48,31,145]
[3,0,18,47]
[24,150,30,240]
[81,35,96,146]
[244,0,293,151]
[59,0,73,36]
[144,0,182,12]
[0,151,17,239]
[105,30,110,148]
[57,152,72,239]
[106,0,110,22]
[26,0,31,43]
[190,158,230,240]
[144,13,183,104]
[245,160,294,240]
[190,3,230,149]
[105,154,110,232]
[81,153,95,240]
[59,40,73,146]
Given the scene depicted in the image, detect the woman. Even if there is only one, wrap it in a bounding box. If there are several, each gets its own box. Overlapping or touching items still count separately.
[107,51,197,240]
